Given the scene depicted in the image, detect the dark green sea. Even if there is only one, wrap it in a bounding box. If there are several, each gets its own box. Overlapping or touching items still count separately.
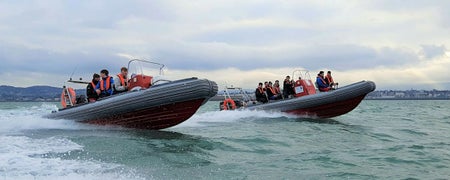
[1,100,449,179]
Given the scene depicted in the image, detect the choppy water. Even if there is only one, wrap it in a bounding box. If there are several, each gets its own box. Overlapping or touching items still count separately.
[0,100,449,179]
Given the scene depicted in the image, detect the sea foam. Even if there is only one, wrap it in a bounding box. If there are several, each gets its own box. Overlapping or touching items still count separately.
[0,103,143,180]
[0,136,143,180]
[173,109,297,128]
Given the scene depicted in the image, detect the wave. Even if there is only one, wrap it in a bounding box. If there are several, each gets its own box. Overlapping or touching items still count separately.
[0,136,143,180]
[173,109,298,128]
[0,103,144,179]
[0,103,69,133]
[0,103,123,133]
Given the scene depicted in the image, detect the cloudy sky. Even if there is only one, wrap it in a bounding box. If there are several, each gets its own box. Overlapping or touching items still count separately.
[0,0,449,90]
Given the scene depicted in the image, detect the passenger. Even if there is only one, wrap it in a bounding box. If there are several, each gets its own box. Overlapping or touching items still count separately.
[96,69,115,98]
[114,67,128,94]
[266,81,281,100]
[273,80,282,98]
[86,73,100,102]
[283,76,294,98]
[264,81,269,91]
[324,71,338,89]
[255,82,268,103]
[316,71,331,92]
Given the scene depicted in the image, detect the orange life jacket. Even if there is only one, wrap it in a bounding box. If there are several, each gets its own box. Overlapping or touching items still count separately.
[117,73,127,86]
[100,76,111,91]
[90,82,96,90]
[325,74,334,84]
[274,86,281,94]
[257,87,264,94]
[267,86,277,94]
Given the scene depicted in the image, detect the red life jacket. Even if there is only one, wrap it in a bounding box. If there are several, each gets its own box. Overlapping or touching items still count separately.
[100,76,111,91]
[325,74,334,84]
[274,86,281,94]
[267,86,277,94]
[317,75,327,85]
[117,73,127,86]
[317,75,331,91]
[90,82,96,90]
[257,87,264,94]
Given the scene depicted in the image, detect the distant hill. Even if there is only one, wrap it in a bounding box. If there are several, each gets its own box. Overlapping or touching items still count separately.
[0,85,84,102]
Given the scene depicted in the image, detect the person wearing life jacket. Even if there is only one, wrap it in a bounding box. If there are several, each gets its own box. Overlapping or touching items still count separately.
[324,71,338,89]
[114,67,128,94]
[263,81,269,91]
[316,71,331,92]
[96,69,115,98]
[86,73,100,102]
[255,82,268,103]
[283,76,294,98]
[266,81,281,100]
[274,80,282,98]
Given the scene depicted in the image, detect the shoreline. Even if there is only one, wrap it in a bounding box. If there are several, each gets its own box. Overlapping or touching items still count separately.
[209,95,450,101]
[364,97,450,100]
[1,97,449,103]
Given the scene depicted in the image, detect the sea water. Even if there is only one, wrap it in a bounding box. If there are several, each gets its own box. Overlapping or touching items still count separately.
[0,100,449,179]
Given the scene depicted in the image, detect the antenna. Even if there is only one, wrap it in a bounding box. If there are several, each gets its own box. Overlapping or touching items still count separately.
[69,66,78,80]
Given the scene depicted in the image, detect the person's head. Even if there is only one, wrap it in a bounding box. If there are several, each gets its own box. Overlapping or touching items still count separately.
[327,71,332,75]
[258,82,263,87]
[286,76,290,80]
[264,81,268,86]
[318,71,324,77]
[269,81,273,86]
[120,67,128,77]
[92,73,100,81]
[100,69,109,78]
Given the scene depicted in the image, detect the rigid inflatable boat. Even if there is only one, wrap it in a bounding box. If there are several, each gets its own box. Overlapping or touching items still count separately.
[44,60,218,129]
[219,71,376,118]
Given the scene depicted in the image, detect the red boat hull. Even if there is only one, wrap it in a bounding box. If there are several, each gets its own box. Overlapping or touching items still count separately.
[85,98,205,129]
[286,95,366,118]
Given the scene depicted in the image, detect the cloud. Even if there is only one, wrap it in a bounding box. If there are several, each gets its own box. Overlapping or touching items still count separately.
[0,43,126,72]
[420,45,447,59]
[165,53,450,90]
[341,54,450,90]
[0,0,449,90]
[150,42,420,71]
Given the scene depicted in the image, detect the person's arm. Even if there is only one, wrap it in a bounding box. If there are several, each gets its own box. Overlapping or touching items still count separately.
[109,77,115,95]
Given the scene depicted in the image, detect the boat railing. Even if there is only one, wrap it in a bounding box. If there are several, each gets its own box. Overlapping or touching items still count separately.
[127,59,165,76]
[292,70,312,81]
[223,86,253,102]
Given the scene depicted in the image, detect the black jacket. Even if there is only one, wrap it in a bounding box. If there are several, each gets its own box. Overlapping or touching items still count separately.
[86,81,99,99]
[255,87,268,103]
[283,79,292,93]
